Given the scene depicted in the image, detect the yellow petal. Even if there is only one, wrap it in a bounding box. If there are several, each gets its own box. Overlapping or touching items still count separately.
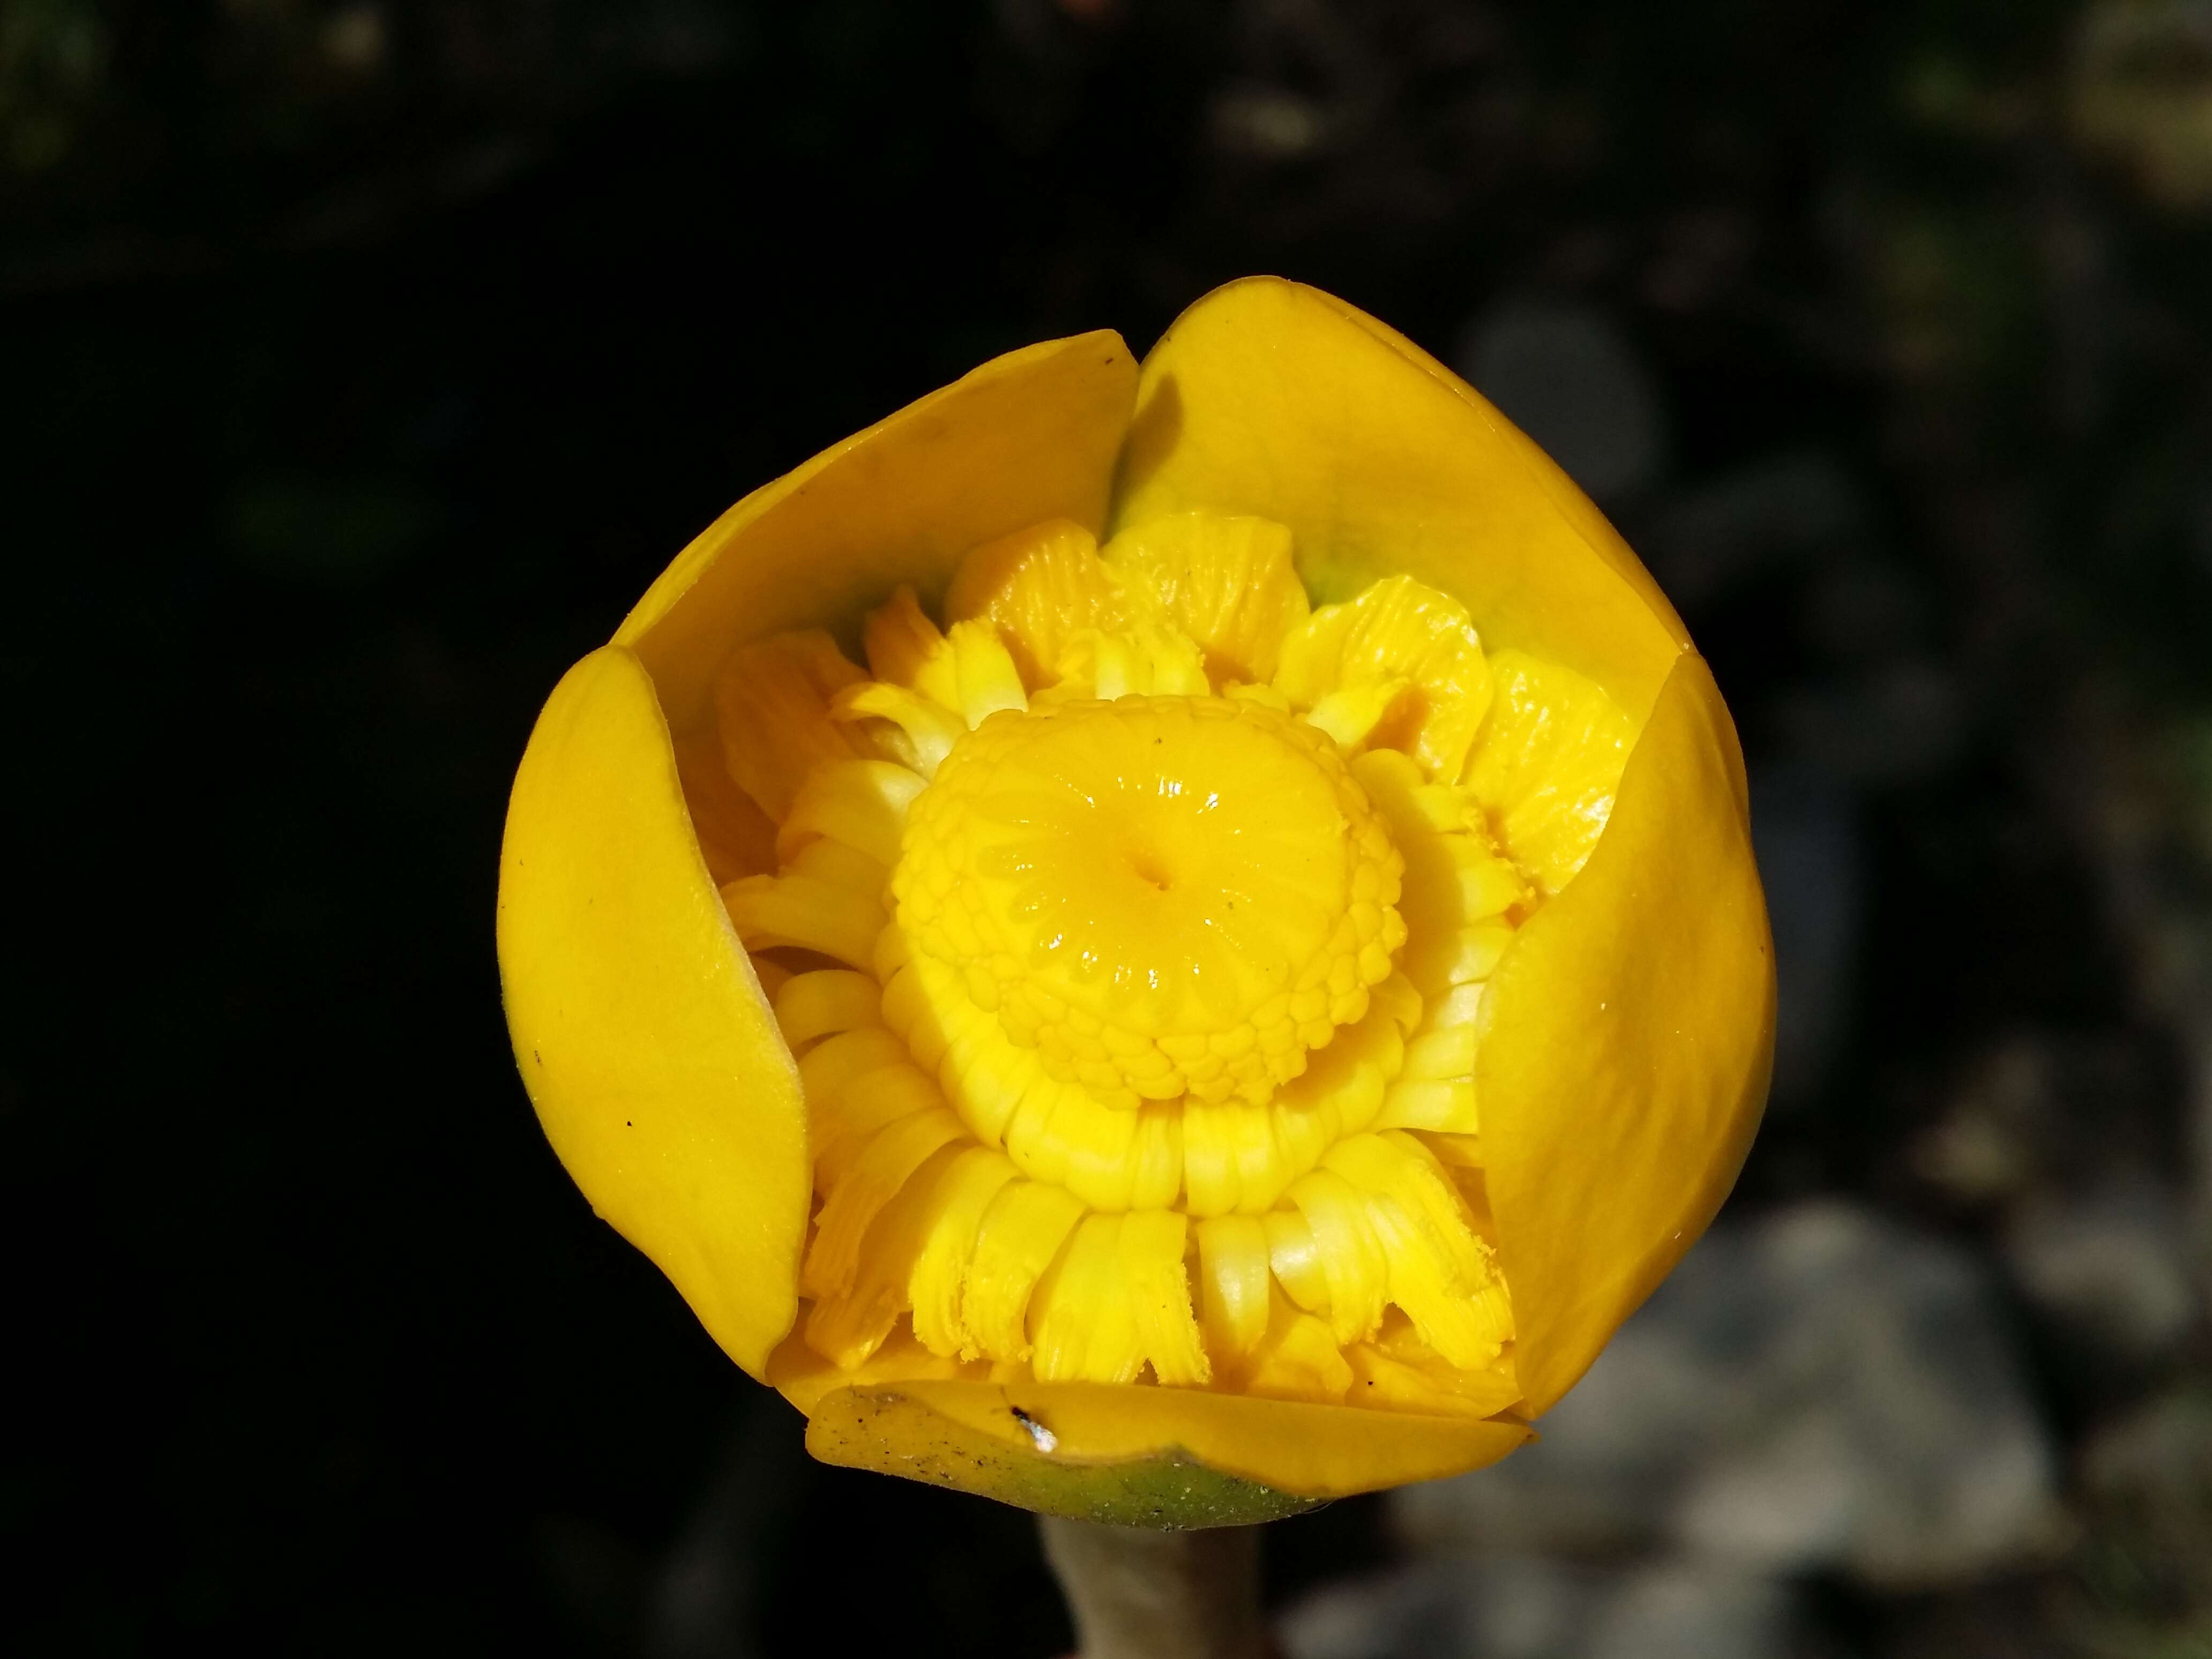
[797,1377,1531,1511]
[907,1146,1021,1358]
[805,1144,968,1370]
[1324,1131,1485,1291]
[1462,649,1636,895]
[772,969,882,1052]
[801,1107,969,1301]
[670,728,778,884]
[1478,649,1773,1415]
[497,645,806,1378]
[1242,1285,1356,1401]
[1099,510,1310,686]
[796,1025,908,1111]
[946,518,1132,688]
[862,586,947,689]
[719,869,883,970]
[938,619,1031,726]
[961,1178,1088,1362]
[1050,622,1209,701]
[1121,1209,1209,1387]
[1344,1332,1521,1419]
[711,630,869,822]
[811,1062,940,1192]
[831,681,968,778]
[1111,278,1682,721]
[1374,1077,1477,1133]
[1275,576,1493,779]
[1285,1169,1386,1345]
[1196,1214,1273,1358]
[776,759,926,869]
[621,332,1138,731]
[1303,678,1413,752]
[1183,1098,1282,1217]
[1030,1215,1142,1384]
[1265,1208,1333,1318]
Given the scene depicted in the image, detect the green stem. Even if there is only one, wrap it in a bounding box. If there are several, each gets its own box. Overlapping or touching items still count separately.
[1040,1516,1268,1659]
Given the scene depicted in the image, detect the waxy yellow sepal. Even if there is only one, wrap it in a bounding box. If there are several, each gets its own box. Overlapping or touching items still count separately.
[498,645,808,1377]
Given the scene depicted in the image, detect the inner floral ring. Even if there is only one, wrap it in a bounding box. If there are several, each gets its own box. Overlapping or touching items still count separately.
[712,511,1632,1416]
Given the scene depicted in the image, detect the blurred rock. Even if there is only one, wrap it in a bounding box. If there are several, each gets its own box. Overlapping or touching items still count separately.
[1751,763,1864,1109]
[2004,1174,2198,1371]
[1281,1555,1797,1659]
[1454,300,1669,503]
[1394,1202,2061,1588]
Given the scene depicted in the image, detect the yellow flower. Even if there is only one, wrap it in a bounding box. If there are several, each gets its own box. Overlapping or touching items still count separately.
[497,278,1774,1526]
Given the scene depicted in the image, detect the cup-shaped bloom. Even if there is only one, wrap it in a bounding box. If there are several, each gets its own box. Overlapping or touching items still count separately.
[498,279,1773,1526]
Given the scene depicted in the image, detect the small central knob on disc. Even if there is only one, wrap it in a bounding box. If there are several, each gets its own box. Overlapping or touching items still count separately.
[894,695,1406,1106]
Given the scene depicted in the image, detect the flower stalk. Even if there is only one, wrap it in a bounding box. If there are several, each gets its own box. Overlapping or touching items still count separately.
[1041,1516,1267,1659]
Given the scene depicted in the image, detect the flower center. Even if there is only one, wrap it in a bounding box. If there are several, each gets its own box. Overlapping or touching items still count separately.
[894,695,1406,1107]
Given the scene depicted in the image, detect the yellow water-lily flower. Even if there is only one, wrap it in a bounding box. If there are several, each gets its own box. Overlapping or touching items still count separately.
[497,278,1774,1527]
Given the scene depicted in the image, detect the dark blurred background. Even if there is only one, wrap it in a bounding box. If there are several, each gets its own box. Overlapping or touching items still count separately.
[9,1,2212,1654]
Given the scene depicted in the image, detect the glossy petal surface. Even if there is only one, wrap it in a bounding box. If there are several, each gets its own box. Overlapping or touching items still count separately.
[498,645,809,1376]
[1478,649,1775,1414]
